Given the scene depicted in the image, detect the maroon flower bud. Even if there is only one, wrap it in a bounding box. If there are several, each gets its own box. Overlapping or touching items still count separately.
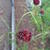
[40,9,44,15]
[33,0,40,5]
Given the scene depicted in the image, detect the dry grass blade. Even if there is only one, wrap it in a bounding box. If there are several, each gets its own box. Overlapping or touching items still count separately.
[0,17,10,29]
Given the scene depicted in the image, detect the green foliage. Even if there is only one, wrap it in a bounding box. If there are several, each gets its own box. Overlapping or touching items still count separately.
[45,47,50,50]
[18,48,21,50]
[43,7,50,26]
[42,31,47,43]
[22,43,28,50]
[30,7,43,32]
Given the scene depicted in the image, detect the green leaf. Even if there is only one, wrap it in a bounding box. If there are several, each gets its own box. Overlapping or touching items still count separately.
[18,48,21,50]
[22,43,28,50]
[45,47,50,50]
[43,7,50,26]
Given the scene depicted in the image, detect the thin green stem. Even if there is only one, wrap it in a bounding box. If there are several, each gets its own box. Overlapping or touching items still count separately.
[30,12,39,25]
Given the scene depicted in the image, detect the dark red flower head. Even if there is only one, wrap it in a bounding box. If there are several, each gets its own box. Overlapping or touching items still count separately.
[40,9,44,15]
[17,29,32,42]
[33,0,40,5]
